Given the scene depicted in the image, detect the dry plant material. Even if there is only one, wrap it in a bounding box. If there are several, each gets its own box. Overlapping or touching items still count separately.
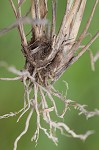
[0,0,99,150]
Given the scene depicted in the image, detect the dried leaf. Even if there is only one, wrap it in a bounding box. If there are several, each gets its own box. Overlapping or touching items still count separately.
[39,0,48,19]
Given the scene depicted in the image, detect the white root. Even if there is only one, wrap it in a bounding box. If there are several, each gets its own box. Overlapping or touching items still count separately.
[0,65,99,149]
[13,109,33,150]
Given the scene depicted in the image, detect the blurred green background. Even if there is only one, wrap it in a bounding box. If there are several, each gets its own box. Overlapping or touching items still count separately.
[0,0,99,150]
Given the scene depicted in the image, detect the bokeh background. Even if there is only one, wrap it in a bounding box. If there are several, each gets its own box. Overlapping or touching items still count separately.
[0,0,99,150]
